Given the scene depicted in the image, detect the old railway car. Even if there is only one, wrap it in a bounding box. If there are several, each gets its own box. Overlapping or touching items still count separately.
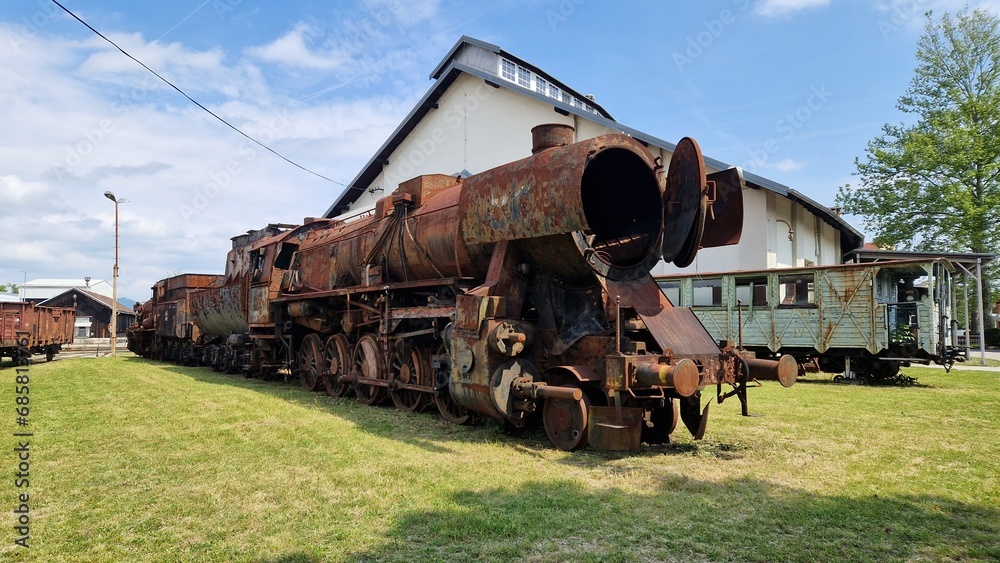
[655,259,966,381]
[1,302,75,365]
[128,274,224,363]
[129,126,796,451]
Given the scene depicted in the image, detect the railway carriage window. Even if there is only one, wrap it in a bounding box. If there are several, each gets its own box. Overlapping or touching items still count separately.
[778,274,814,306]
[692,279,723,307]
[658,280,680,305]
[735,277,768,307]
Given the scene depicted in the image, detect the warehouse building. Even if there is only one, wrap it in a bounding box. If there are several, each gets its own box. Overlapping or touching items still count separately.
[323,36,863,274]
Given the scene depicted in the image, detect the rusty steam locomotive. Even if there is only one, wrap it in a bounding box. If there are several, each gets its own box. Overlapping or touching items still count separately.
[128,125,795,450]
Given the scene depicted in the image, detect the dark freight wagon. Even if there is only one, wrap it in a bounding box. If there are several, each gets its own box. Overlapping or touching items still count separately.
[1,302,75,365]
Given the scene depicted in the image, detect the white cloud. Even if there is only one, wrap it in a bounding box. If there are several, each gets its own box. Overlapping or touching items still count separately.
[0,20,421,300]
[770,158,806,172]
[754,0,830,18]
[245,23,348,70]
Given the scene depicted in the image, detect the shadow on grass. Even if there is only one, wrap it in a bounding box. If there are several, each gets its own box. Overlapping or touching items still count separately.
[137,357,751,461]
[333,478,998,562]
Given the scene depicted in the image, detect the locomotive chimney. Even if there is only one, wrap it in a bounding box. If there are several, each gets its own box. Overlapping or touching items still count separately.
[530,123,574,153]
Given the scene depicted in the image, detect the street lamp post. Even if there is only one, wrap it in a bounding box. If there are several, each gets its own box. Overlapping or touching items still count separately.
[104,191,124,357]
[19,270,26,302]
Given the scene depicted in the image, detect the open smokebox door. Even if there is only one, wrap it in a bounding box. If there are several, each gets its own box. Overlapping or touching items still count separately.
[661,137,708,267]
[701,167,745,249]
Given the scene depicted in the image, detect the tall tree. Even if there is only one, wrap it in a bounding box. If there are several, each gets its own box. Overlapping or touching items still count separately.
[837,8,1000,328]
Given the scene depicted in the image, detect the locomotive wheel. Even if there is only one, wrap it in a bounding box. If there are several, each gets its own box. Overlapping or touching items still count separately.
[353,335,387,405]
[389,345,431,412]
[322,334,352,397]
[543,390,591,451]
[297,334,323,392]
[435,391,471,425]
[642,398,679,445]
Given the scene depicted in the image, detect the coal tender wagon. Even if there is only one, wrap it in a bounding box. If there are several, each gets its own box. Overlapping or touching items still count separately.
[132,125,795,450]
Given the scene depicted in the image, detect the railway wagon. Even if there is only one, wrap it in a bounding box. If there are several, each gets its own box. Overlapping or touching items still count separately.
[130,126,796,450]
[655,259,966,381]
[1,302,75,365]
[128,274,224,363]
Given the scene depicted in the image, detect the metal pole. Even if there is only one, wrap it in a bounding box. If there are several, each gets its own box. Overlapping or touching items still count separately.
[104,191,121,358]
[111,198,118,357]
[976,258,986,365]
[19,270,26,302]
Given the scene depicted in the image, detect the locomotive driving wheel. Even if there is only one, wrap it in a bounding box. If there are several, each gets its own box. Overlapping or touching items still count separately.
[297,333,323,391]
[322,334,352,397]
[353,334,387,405]
[543,390,591,451]
[389,344,431,412]
[434,392,471,424]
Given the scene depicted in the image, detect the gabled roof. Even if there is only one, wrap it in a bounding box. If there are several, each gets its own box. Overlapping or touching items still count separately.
[324,35,863,253]
[38,288,134,314]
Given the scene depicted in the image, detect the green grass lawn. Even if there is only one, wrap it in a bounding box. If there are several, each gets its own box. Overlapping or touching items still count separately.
[1,357,997,562]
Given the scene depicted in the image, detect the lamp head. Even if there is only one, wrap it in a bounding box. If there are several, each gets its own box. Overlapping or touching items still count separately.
[104,191,117,202]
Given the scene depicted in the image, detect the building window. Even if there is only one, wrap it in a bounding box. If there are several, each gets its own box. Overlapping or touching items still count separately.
[536,76,548,95]
[516,65,531,88]
[561,90,572,105]
[548,83,560,99]
[500,59,516,82]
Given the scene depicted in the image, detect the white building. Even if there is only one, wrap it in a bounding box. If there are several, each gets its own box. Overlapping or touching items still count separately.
[323,36,862,272]
[21,278,112,302]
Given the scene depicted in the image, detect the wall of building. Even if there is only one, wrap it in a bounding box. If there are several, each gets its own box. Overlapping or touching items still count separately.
[343,72,846,272]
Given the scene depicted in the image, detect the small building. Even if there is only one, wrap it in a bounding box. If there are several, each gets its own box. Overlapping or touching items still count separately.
[323,36,863,274]
[38,288,135,338]
[21,278,112,303]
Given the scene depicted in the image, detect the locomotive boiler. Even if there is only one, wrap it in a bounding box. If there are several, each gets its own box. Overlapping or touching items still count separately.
[131,125,795,451]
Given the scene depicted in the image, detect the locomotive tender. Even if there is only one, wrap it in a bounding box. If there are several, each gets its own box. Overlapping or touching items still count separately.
[129,125,795,450]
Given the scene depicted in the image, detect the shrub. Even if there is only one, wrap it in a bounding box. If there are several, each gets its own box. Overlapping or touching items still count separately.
[986,328,1000,347]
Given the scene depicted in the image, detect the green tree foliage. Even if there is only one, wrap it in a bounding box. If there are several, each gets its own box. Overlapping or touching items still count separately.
[0,283,20,294]
[837,9,1000,325]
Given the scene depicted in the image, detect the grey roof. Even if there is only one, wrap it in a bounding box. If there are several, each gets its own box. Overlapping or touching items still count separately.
[38,288,135,314]
[323,36,863,253]
[844,248,995,267]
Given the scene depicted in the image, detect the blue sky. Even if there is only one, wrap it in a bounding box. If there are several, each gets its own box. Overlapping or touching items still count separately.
[1,0,996,300]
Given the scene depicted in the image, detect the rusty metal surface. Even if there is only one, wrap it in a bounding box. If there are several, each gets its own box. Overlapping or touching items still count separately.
[701,167,745,248]
[662,137,707,266]
[0,303,75,349]
[190,283,249,336]
[588,406,644,451]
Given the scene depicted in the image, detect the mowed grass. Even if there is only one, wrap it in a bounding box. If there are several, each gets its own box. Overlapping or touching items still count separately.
[0,357,997,562]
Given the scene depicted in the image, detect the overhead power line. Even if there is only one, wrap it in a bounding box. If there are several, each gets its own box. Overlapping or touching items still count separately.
[51,0,347,187]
